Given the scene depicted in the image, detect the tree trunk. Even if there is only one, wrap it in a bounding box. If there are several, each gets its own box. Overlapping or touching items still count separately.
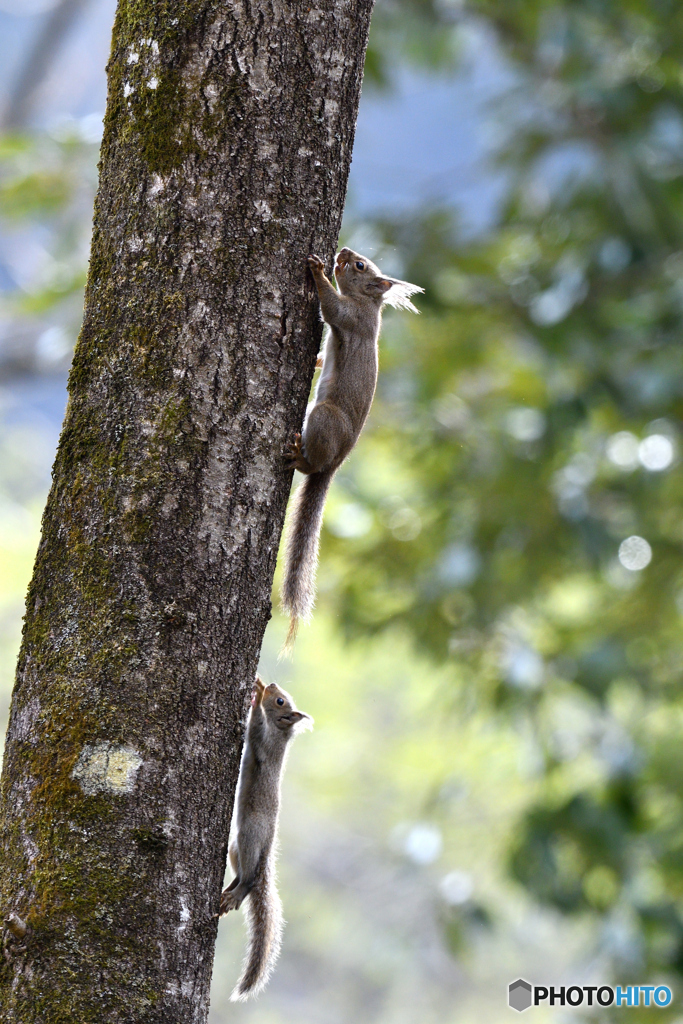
[0,1,374,1020]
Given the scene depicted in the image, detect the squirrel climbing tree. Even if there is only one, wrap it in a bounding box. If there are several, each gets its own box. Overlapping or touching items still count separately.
[0,1,374,1020]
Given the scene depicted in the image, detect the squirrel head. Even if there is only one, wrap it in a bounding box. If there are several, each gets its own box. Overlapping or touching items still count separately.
[257,679,313,735]
[335,247,424,313]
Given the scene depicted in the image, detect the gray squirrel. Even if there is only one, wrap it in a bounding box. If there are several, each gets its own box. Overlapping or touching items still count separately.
[220,675,312,1001]
[280,247,423,651]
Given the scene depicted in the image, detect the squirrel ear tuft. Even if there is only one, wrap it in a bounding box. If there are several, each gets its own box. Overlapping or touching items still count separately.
[382,277,424,313]
[291,711,314,730]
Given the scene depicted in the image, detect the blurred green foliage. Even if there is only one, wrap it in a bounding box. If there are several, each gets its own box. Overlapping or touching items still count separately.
[319,0,683,1006]
[366,0,464,86]
[0,127,97,364]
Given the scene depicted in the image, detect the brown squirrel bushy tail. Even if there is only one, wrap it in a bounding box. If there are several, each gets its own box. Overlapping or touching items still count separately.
[280,469,335,654]
[230,865,283,1002]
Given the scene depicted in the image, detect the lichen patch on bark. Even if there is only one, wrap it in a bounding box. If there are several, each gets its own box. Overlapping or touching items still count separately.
[71,742,143,796]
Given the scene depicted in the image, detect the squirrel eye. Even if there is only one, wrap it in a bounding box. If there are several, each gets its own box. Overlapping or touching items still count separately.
[355,261,365,270]
[276,697,285,706]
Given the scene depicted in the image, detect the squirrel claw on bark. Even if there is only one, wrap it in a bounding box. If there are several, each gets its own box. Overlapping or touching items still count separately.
[284,433,310,472]
[284,432,302,456]
[252,675,265,706]
[307,253,324,276]
[220,889,239,915]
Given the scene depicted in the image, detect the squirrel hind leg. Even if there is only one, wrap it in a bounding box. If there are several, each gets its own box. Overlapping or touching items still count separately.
[221,875,254,914]
[220,884,241,915]
[302,402,353,471]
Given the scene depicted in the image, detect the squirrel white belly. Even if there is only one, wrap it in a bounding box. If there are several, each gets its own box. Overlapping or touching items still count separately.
[280,247,423,652]
[220,676,312,1001]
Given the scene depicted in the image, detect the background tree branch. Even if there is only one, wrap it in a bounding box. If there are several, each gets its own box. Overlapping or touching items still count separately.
[1,0,92,130]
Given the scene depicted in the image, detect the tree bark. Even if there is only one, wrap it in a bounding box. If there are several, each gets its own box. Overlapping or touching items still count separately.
[0,1,374,1020]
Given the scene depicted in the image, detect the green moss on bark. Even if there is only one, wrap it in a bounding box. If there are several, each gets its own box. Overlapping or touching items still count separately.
[0,691,164,1019]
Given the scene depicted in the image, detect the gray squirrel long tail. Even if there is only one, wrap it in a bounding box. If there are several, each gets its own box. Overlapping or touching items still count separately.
[230,864,284,1002]
[280,469,335,655]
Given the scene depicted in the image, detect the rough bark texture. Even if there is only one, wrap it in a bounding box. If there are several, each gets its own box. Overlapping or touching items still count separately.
[0,1,374,1020]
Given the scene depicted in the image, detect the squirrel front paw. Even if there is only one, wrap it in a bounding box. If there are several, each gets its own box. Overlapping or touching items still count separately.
[307,254,325,276]
[253,675,266,706]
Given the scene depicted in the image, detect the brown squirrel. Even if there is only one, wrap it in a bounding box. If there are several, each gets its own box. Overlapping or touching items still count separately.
[280,247,423,651]
[220,675,312,1001]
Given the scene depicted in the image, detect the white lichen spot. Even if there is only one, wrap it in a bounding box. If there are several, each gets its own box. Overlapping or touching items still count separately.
[72,742,143,796]
[123,83,134,98]
[324,98,339,146]
[147,77,159,90]
[249,51,276,98]
[151,40,159,55]
[254,199,272,222]
[178,898,191,933]
[127,50,139,64]
[190,299,210,323]
[161,492,178,515]
[325,49,345,82]
[147,173,166,198]
[204,82,219,108]
[257,139,277,161]
[23,834,39,864]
